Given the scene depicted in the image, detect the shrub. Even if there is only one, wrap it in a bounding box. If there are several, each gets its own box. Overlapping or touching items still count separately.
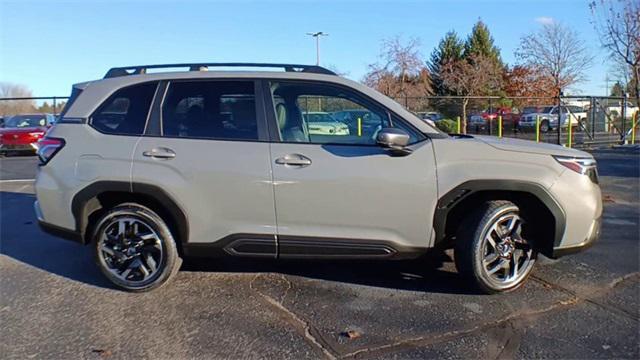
[436,119,458,133]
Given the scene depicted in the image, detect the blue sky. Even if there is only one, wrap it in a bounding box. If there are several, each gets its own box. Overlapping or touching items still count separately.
[1,0,611,97]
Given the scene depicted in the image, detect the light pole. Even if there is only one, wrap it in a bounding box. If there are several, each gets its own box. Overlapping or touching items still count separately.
[306,32,328,65]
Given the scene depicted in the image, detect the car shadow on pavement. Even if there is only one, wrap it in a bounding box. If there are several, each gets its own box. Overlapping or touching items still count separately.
[1,190,475,294]
[182,251,477,295]
[0,190,114,289]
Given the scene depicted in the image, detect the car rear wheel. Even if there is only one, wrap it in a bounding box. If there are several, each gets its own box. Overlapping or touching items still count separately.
[455,201,537,294]
[92,203,181,292]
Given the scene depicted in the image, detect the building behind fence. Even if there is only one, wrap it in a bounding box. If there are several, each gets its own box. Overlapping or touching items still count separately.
[1,95,638,148]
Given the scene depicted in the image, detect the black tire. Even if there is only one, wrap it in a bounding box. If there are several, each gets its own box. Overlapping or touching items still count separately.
[540,120,550,133]
[91,203,181,292]
[454,200,537,294]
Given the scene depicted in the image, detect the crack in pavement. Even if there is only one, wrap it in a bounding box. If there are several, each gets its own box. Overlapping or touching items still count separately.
[530,272,640,321]
[338,297,579,359]
[247,271,637,359]
[340,272,639,359]
[249,274,337,360]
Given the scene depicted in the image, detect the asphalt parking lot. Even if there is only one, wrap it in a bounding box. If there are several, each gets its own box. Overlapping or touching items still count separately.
[1,147,638,359]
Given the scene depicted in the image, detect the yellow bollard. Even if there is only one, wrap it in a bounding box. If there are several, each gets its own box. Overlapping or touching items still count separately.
[357,117,362,137]
[536,116,540,143]
[456,116,461,133]
[632,111,638,144]
[498,115,503,138]
[567,118,573,148]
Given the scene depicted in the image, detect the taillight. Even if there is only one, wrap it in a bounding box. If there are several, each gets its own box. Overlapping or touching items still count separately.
[553,155,598,183]
[29,132,45,139]
[36,137,65,165]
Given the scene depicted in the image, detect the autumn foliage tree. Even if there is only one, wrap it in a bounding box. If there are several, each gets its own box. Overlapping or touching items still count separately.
[440,53,502,133]
[503,65,556,106]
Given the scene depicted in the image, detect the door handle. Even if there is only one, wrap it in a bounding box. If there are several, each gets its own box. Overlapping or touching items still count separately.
[143,147,176,159]
[275,154,312,167]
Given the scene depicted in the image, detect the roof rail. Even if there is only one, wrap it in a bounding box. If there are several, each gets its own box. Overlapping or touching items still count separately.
[103,63,337,79]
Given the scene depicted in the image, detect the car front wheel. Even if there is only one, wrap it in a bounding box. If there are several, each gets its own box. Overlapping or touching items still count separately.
[455,201,537,294]
[540,120,550,132]
[92,203,181,292]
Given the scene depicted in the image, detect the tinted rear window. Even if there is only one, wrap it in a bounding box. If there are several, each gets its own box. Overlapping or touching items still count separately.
[91,82,157,135]
[162,81,258,140]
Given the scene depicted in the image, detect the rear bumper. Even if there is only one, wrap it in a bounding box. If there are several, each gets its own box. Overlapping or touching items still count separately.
[34,200,83,244]
[0,143,38,152]
[552,216,601,258]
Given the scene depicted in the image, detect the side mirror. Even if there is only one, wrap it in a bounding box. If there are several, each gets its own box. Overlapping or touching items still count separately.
[376,128,412,156]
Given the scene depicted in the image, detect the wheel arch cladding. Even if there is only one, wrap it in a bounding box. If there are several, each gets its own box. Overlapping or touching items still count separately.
[71,181,189,245]
[434,180,565,257]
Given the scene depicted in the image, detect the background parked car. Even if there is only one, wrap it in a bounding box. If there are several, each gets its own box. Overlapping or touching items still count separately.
[415,111,443,127]
[302,112,350,135]
[483,107,521,129]
[519,105,587,132]
[331,109,381,135]
[0,113,55,155]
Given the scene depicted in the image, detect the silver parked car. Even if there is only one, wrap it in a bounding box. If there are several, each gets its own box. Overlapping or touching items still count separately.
[35,63,602,293]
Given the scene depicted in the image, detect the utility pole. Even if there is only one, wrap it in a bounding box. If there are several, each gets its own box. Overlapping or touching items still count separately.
[306,32,328,65]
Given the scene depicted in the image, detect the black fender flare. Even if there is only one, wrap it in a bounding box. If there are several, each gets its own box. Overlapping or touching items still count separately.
[433,180,566,248]
[71,181,188,244]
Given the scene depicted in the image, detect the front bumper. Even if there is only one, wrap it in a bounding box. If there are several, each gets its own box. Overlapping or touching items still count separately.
[552,216,601,258]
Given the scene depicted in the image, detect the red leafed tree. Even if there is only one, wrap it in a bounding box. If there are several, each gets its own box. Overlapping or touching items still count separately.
[503,65,556,106]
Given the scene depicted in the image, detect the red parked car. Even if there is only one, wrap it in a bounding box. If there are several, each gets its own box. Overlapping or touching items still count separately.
[0,114,55,156]
[480,107,522,130]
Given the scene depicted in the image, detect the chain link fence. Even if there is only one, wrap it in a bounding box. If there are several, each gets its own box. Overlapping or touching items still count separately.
[0,96,69,125]
[1,95,638,148]
[395,95,639,148]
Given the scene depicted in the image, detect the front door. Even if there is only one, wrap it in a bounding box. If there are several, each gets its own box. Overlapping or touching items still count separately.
[265,80,438,257]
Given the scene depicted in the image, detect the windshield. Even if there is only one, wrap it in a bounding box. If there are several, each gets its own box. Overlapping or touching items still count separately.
[5,115,47,128]
[541,107,554,113]
[522,107,539,114]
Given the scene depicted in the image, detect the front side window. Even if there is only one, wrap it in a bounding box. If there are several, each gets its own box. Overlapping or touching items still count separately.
[162,81,258,141]
[270,81,421,145]
[91,82,157,135]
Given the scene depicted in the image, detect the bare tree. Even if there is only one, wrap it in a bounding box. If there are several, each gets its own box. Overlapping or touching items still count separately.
[515,22,594,96]
[0,82,36,116]
[440,53,502,132]
[363,36,432,109]
[590,0,640,106]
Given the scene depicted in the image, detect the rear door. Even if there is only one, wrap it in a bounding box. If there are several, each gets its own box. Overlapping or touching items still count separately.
[264,80,438,257]
[132,79,277,255]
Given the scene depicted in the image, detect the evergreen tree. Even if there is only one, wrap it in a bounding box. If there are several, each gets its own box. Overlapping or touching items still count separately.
[428,31,464,95]
[464,20,502,67]
[610,82,625,97]
[38,101,53,113]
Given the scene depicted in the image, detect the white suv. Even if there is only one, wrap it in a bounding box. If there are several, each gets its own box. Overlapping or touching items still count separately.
[519,105,588,132]
[35,63,602,293]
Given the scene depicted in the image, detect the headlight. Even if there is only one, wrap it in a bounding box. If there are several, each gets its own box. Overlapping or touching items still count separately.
[553,156,598,183]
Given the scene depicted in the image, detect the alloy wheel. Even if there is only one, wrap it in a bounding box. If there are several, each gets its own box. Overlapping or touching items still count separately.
[481,213,534,287]
[97,217,164,284]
